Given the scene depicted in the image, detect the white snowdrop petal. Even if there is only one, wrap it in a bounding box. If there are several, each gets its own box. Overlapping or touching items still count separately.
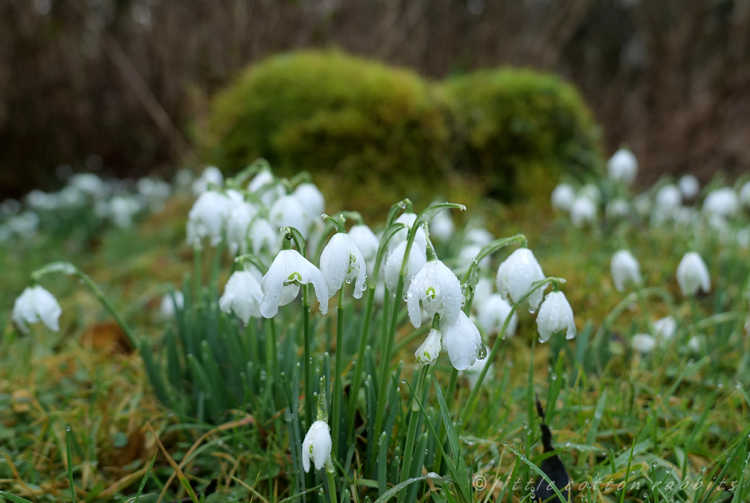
[496,248,546,311]
[606,148,638,185]
[415,329,442,366]
[536,291,576,343]
[676,252,710,297]
[441,312,482,371]
[610,250,641,293]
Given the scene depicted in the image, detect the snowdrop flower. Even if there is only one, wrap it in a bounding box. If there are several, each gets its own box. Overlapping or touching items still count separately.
[415,329,442,366]
[160,291,184,318]
[175,168,194,189]
[633,193,652,218]
[496,248,546,312]
[465,228,494,247]
[472,277,493,310]
[293,183,325,218]
[679,175,700,199]
[676,252,710,297]
[406,259,462,328]
[390,212,427,252]
[191,166,224,195]
[688,335,703,352]
[137,178,171,211]
[551,183,576,211]
[430,208,455,241]
[249,218,279,255]
[7,211,40,238]
[260,250,329,318]
[476,294,518,337]
[740,181,750,209]
[536,291,576,342]
[607,148,638,185]
[610,250,641,292]
[348,224,379,276]
[570,197,597,227]
[220,268,263,323]
[12,285,63,332]
[270,195,310,238]
[186,191,234,247]
[26,190,54,211]
[0,198,20,216]
[579,184,602,205]
[383,240,427,293]
[320,233,367,298]
[655,185,682,214]
[69,173,107,198]
[248,170,285,207]
[301,420,332,472]
[441,311,483,370]
[632,334,656,354]
[606,199,630,219]
[703,188,739,218]
[653,316,676,341]
[458,245,490,270]
[108,195,143,228]
[226,202,259,256]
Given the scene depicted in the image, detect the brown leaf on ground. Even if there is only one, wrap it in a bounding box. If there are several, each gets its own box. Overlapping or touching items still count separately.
[80,321,133,354]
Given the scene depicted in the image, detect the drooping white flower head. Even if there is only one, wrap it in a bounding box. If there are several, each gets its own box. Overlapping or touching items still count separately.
[301,420,332,472]
[679,174,700,199]
[472,277,494,310]
[740,182,750,209]
[383,240,427,293]
[406,260,462,328]
[536,291,576,343]
[688,335,704,352]
[631,334,656,354]
[570,197,597,227]
[69,172,107,198]
[160,291,184,318]
[249,218,280,255]
[633,193,652,218]
[248,170,285,207]
[191,166,224,196]
[579,184,602,205]
[606,199,630,219]
[270,195,311,238]
[462,350,492,390]
[260,250,329,318]
[703,188,739,218]
[293,183,326,218]
[610,250,642,292]
[320,233,367,299]
[607,148,638,184]
[676,251,710,297]
[12,285,63,332]
[226,202,259,256]
[477,294,518,337]
[653,316,676,341]
[186,191,234,247]
[458,244,490,271]
[655,184,682,213]
[220,268,263,323]
[429,209,455,242]
[348,224,379,277]
[441,311,483,370]
[390,212,427,252]
[7,211,40,238]
[496,248,546,312]
[465,228,494,247]
[551,183,576,211]
[415,329,442,366]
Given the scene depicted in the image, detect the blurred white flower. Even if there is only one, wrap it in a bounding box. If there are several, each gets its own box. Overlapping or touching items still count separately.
[633,193,652,218]
[653,316,676,341]
[611,250,641,292]
[551,183,576,211]
[676,251,710,297]
[191,166,224,195]
[220,268,263,323]
[383,240,427,293]
[740,181,750,209]
[69,173,107,198]
[248,170,285,207]
[678,174,700,199]
[0,224,11,242]
[348,224,379,277]
[390,212,427,252]
[320,233,367,298]
[579,184,602,205]
[12,285,62,332]
[160,291,184,318]
[406,259,462,328]
[108,195,143,228]
[472,277,493,310]
[607,148,638,185]
[570,197,597,227]
[430,208,455,241]
[226,202,259,256]
[441,311,482,370]
[0,198,20,216]
[688,335,703,352]
[186,191,233,247]
[606,199,630,219]
[465,228,494,247]
[415,328,442,366]
[293,183,325,218]
[260,249,329,318]
[302,420,332,472]
[632,333,656,353]
[655,184,682,213]
[703,188,739,219]
[175,168,194,189]
[458,244,490,271]
[137,178,171,211]
[249,218,279,255]
[270,195,310,237]
[536,291,576,342]
[462,350,492,390]
[7,211,40,238]
[496,248,546,312]
[476,294,518,337]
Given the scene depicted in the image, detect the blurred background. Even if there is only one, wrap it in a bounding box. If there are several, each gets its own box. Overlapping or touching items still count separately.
[2,0,749,200]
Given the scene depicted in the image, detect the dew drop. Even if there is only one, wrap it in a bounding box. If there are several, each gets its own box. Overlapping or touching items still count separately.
[66,425,72,432]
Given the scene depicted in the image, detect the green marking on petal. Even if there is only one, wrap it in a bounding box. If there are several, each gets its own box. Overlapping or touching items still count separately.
[426,287,436,299]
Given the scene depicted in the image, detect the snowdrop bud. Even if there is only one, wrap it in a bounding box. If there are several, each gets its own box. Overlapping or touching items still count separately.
[551,183,576,211]
[606,199,630,219]
[458,245,490,271]
[536,291,576,343]
[570,197,597,227]
[186,191,233,247]
[320,233,367,298]
[607,148,638,185]
[226,202,259,256]
[703,188,739,218]
[12,285,63,332]
[406,260,462,328]
[191,166,224,195]
[302,420,332,472]
[632,334,656,354]
[679,175,700,199]
[383,240,427,293]
[160,291,184,318]
[415,329,442,366]
[391,212,427,251]
[465,228,494,247]
[440,311,482,370]
[430,209,455,242]
[348,224,379,277]
[293,183,326,218]
[260,250,329,318]
[610,250,641,292]
[472,277,493,310]
[655,185,682,213]
[270,195,310,238]
[653,316,676,341]
[462,351,492,390]
[477,294,518,337]
[740,181,750,208]
[676,252,710,297]
[496,248,546,312]
[220,269,263,323]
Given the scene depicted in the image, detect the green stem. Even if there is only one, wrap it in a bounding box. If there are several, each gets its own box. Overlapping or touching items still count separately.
[346,285,376,439]
[326,462,338,503]
[193,245,202,302]
[397,366,428,503]
[332,290,345,458]
[265,317,278,378]
[432,367,458,474]
[303,284,313,431]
